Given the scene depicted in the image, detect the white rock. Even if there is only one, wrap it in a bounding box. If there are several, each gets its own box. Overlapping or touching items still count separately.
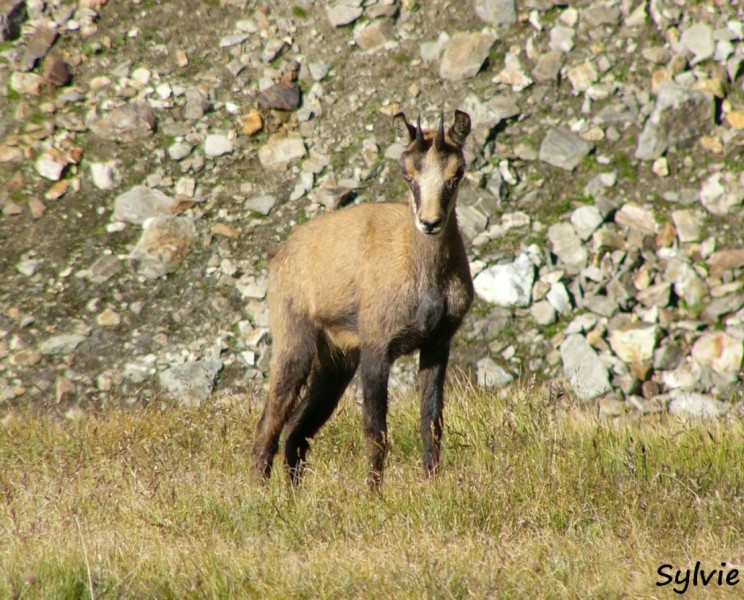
[547,222,587,273]
[35,150,67,181]
[473,253,534,307]
[90,162,118,190]
[680,23,715,64]
[204,134,234,158]
[258,133,306,169]
[439,31,496,81]
[476,357,514,388]
[570,205,603,241]
[113,186,179,225]
[546,282,572,315]
[561,334,611,401]
[669,391,727,419]
[608,323,659,363]
[692,332,743,380]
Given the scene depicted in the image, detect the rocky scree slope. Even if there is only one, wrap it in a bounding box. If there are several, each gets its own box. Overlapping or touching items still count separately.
[0,0,743,421]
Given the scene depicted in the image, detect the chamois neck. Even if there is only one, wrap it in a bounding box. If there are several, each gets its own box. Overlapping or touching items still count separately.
[409,211,461,278]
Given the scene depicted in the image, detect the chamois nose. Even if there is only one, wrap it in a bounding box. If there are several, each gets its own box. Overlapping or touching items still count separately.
[417,216,443,235]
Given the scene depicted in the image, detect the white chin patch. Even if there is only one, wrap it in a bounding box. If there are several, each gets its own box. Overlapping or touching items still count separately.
[415,219,443,235]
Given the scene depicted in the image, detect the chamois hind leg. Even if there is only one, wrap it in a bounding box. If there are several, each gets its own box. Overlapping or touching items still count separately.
[419,340,450,477]
[359,348,390,492]
[251,318,317,483]
[284,344,359,485]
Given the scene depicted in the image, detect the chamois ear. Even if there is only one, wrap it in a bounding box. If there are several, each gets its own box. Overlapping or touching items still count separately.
[448,110,471,147]
[393,112,416,143]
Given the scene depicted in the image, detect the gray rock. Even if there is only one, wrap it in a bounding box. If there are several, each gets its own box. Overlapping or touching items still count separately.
[258,133,306,169]
[113,186,179,225]
[473,0,516,26]
[671,209,702,243]
[204,134,234,158]
[680,23,715,64]
[669,391,727,419]
[635,82,713,160]
[547,222,587,273]
[702,294,744,322]
[473,253,535,307]
[549,25,575,53]
[90,162,118,190]
[168,141,193,161]
[184,88,211,120]
[0,0,26,42]
[570,205,603,240]
[458,204,489,240]
[326,3,363,27]
[16,258,42,277]
[583,5,621,26]
[532,51,564,83]
[439,31,496,81]
[88,102,157,142]
[636,282,671,308]
[159,360,223,407]
[39,334,87,356]
[608,323,660,363]
[246,195,277,216]
[614,203,658,235]
[699,171,744,216]
[654,342,684,371]
[35,149,67,181]
[665,259,708,307]
[531,300,557,325]
[476,357,514,388]
[354,19,395,52]
[88,255,123,284]
[692,332,743,381]
[581,294,617,318]
[546,282,572,315]
[560,334,612,401]
[539,128,593,171]
[130,216,197,279]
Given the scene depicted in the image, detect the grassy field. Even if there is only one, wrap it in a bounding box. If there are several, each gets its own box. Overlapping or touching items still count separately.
[1,376,743,599]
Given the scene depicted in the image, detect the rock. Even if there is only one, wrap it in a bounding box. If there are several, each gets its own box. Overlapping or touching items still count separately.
[457,204,489,240]
[493,50,533,91]
[473,0,516,26]
[88,255,123,283]
[204,134,234,158]
[168,141,193,161]
[671,209,702,243]
[96,308,121,327]
[326,3,363,27]
[184,88,211,120]
[546,282,571,315]
[539,128,593,171]
[570,205,603,240]
[635,82,713,160]
[258,133,306,169]
[439,31,495,81]
[583,5,620,26]
[699,171,744,216]
[257,81,302,111]
[680,23,715,64]
[473,253,535,307]
[242,109,263,136]
[159,360,223,407]
[354,19,395,52]
[236,275,268,300]
[691,332,743,381]
[549,25,575,53]
[113,186,178,225]
[608,323,660,363]
[532,51,564,83]
[130,216,197,279]
[582,294,618,318]
[39,334,87,356]
[19,24,57,72]
[90,162,118,190]
[668,391,727,419]
[614,203,658,234]
[547,222,587,274]
[531,300,557,325]
[35,148,68,181]
[89,102,157,142]
[636,282,671,308]
[476,357,514,388]
[16,258,42,277]
[709,248,744,278]
[702,294,744,322]
[0,0,26,42]
[725,110,744,130]
[560,334,612,401]
[10,71,43,95]
[665,259,708,307]
[246,195,277,216]
[567,61,598,93]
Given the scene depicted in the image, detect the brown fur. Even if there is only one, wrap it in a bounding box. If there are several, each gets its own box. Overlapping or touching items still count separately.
[251,110,474,490]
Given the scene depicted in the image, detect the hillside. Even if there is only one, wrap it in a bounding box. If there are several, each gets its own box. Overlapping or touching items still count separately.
[1,0,743,418]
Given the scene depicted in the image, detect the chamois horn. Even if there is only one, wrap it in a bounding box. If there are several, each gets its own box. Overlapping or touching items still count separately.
[415,114,426,152]
[435,110,446,152]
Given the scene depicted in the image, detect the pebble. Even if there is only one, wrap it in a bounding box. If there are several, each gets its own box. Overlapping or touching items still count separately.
[39,334,87,356]
[89,162,118,190]
[159,360,223,407]
[246,195,277,216]
[258,133,306,169]
[113,186,179,225]
[204,134,234,158]
[326,3,363,28]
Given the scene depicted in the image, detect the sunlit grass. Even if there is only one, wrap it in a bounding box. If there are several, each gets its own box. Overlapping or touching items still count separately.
[1,378,743,598]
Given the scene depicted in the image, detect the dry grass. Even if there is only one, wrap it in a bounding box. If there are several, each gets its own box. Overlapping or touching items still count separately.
[1,378,743,599]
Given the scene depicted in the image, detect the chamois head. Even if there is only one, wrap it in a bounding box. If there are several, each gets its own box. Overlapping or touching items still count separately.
[393,109,471,236]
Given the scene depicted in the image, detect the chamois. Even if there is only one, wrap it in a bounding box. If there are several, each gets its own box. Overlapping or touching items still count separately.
[251,109,474,490]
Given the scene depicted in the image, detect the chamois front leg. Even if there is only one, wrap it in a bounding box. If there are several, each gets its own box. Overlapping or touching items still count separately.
[419,340,450,477]
[360,349,390,492]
